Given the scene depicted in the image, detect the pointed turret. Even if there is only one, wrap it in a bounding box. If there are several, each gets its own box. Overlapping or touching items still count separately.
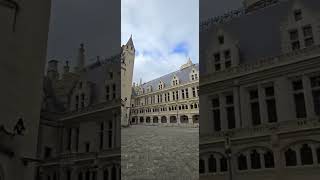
[76,43,85,71]
[126,35,134,48]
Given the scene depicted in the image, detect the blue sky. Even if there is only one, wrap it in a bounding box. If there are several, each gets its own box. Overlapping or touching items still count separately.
[122,0,199,84]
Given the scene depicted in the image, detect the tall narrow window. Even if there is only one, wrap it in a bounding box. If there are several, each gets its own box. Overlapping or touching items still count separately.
[214,53,221,71]
[292,79,306,118]
[310,76,320,115]
[192,87,196,97]
[250,89,261,126]
[81,94,85,108]
[111,166,116,180]
[112,84,116,99]
[176,91,179,100]
[300,144,313,165]
[226,95,235,129]
[75,95,79,110]
[182,89,185,99]
[294,9,302,21]
[208,155,217,172]
[199,159,205,174]
[99,123,104,149]
[250,150,261,169]
[76,128,79,151]
[67,128,72,150]
[185,88,189,98]
[212,98,221,131]
[264,151,275,168]
[238,154,248,170]
[220,157,228,172]
[285,148,297,166]
[108,121,113,148]
[265,86,277,123]
[303,25,314,47]
[103,169,108,180]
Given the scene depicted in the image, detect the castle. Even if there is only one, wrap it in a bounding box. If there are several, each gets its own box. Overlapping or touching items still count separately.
[200,0,320,180]
[36,37,135,180]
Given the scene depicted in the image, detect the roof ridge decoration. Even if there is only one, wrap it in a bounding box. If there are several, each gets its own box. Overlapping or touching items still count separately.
[200,0,280,32]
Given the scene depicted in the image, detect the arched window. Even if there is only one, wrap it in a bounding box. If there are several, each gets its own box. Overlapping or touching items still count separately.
[111,166,117,180]
[317,147,320,164]
[238,154,247,170]
[285,148,297,166]
[208,155,217,172]
[300,144,313,165]
[220,157,228,172]
[78,172,83,180]
[250,150,261,169]
[199,159,205,174]
[103,169,108,180]
[264,151,275,168]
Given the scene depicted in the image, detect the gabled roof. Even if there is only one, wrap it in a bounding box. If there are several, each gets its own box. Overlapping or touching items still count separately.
[139,63,199,91]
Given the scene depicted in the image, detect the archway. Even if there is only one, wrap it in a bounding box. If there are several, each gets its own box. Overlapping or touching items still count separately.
[170,116,177,123]
[180,115,189,123]
[139,117,144,123]
[161,116,167,123]
[192,115,199,123]
[153,116,159,123]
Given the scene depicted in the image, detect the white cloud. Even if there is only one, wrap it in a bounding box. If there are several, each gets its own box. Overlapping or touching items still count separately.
[122,0,199,83]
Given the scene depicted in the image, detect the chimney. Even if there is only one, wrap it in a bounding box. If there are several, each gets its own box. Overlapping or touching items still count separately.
[76,43,85,71]
[63,60,70,74]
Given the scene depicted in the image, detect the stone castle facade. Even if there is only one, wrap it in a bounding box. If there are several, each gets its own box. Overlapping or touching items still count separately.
[37,37,135,180]
[200,0,320,180]
[130,58,199,127]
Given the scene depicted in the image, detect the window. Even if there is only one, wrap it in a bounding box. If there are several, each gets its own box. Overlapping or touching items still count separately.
[199,159,205,174]
[103,169,108,180]
[250,150,261,169]
[182,89,185,99]
[99,123,104,149]
[108,121,113,148]
[75,95,79,110]
[85,142,90,152]
[224,50,231,59]
[67,128,72,150]
[317,147,320,164]
[76,128,79,151]
[226,95,235,129]
[215,64,221,71]
[185,88,189,98]
[225,61,231,69]
[294,9,302,21]
[176,91,179,100]
[112,84,116,99]
[285,148,297,166]
[249,89,261,126]
[44,147,52,158]
[300,144,313,165]
[289,30,299,41]
[292,79,306,118]
[106,86,110,100]
[265,86,277,123]
[238,154,248,170]
[208,155,217,172]
[109,72,113,79]
[311,76,320,115]
[292,41,300,51]
[212,98,221,131]
[218,35,224,44]
[303,25,313,37]
[305,38,314,47]
[220,157,228,172]
[81,94,85,108]
[214,53,221,71]
[67,170,71,180]
[264,151,275,168]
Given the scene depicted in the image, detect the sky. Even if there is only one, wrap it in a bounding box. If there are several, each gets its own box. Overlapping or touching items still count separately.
[122,0,242,84]
[46,0,242,81]
[122,0,199,84]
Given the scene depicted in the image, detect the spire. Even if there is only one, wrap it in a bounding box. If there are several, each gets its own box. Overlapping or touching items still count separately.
[126,35,134,48]
[76,43,85,71]
[63,60,70,73]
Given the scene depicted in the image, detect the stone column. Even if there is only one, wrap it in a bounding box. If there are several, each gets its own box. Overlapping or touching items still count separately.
[246,152,251,169]
[303,75,316,119]
[204,155,209,173]
[311,144,317,164]
[295,146,301,165]
[188,114,193,124]
[260,150,265,169]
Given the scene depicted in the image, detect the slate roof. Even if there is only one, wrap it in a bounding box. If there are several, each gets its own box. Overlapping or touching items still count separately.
[200,0,320,73]
[139,63,199,91]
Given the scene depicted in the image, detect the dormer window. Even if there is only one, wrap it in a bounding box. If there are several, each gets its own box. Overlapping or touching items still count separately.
[294,9,302,21]
[290,30,299,41]
[218,35,224,45]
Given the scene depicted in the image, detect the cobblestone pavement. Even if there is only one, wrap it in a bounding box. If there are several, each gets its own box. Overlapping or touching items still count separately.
[121,125,199,180]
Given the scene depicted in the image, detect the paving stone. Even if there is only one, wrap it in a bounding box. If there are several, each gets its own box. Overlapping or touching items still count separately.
[121,125,199,180]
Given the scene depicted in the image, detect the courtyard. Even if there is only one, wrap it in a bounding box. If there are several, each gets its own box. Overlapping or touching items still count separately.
[121,125,199,180]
